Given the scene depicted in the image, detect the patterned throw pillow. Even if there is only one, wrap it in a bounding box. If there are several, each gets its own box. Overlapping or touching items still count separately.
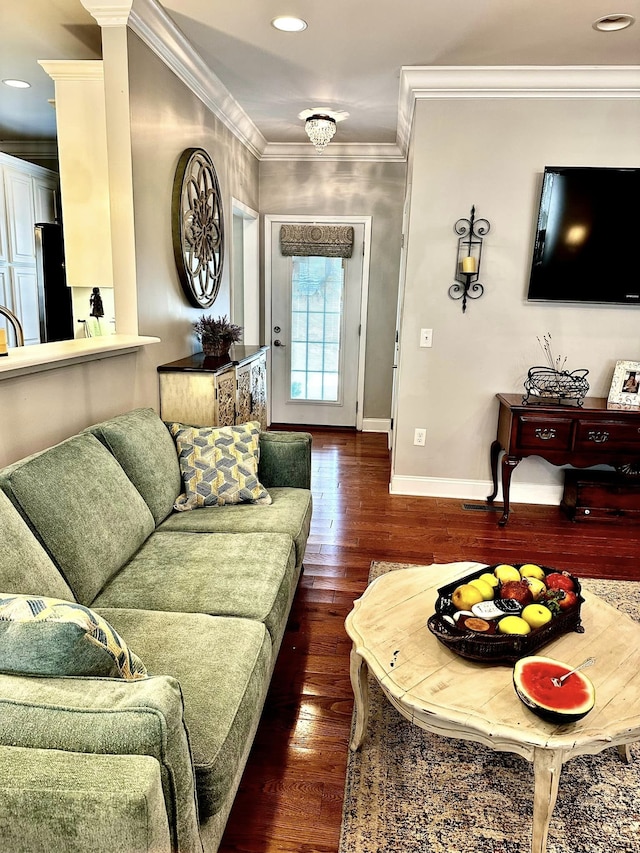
[169,420,272,511]
[0,595,147,680]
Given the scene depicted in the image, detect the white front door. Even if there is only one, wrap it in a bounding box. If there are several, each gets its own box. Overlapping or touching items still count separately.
[269,220,365,426]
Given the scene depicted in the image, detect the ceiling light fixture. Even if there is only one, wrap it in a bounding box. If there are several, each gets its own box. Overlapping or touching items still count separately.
[298,108,349,154]
[2,79,31,89]
[592,13,635,31]
[271,16,307,32]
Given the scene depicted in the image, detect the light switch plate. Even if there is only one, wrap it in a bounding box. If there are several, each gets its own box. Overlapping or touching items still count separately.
[420,328,433,348]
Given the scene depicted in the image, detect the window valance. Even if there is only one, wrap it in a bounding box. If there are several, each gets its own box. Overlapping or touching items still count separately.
[280,224,354,258]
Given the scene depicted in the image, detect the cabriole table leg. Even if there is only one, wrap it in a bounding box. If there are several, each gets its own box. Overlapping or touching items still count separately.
[531,747,564,853]
[349,646,369,752]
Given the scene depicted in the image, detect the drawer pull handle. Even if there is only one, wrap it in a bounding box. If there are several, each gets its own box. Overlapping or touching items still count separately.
[534,428,556,440]
[588,430,609,443]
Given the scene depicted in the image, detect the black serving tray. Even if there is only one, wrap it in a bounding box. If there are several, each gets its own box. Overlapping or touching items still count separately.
[427,563,584,664]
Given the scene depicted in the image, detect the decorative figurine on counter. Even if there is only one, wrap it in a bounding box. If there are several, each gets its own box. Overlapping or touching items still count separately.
[90,287,104,318]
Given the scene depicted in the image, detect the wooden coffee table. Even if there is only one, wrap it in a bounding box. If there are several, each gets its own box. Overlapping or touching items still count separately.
[345,561,640,853]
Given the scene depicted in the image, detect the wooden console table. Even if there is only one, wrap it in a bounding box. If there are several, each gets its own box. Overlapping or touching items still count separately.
[158,345,268,430]
[487,393,640,526]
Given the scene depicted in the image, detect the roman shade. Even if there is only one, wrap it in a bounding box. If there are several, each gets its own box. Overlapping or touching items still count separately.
[279,224,354,258]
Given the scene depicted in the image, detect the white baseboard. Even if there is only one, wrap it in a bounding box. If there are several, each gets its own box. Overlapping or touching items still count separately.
[362,418,391,433]
[389,474,563,506]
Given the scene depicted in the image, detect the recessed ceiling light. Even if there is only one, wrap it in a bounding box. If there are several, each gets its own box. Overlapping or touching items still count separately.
[592,13,635,31]
[271,16,307,32]
[2,79,31,89]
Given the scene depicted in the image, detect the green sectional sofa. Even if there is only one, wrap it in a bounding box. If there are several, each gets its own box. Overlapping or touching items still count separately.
[0,408,313,853]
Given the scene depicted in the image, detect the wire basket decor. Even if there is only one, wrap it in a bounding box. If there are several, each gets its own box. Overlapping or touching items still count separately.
[523,367,590,405]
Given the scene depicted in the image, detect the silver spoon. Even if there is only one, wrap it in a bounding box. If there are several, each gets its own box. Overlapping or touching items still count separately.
[551,656,596,687]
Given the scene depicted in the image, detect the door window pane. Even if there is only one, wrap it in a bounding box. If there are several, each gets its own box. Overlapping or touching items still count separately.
[289,256,344,402]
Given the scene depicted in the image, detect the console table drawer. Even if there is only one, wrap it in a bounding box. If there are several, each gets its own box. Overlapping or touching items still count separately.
[574,419,640,450]
[517,416,573,450]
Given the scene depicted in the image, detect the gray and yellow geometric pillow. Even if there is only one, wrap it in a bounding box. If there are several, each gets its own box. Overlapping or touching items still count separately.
[169,420,272,511]
[0,595,147,680]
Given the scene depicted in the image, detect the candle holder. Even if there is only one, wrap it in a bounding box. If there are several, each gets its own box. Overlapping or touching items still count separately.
[449,205,490,313]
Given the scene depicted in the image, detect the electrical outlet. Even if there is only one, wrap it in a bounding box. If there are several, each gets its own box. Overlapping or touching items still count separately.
[414,428,426,446]
[420,328,433,348]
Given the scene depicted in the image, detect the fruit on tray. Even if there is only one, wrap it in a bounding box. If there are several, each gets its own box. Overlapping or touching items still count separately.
[452,584,485,611]
[546,573,576,592]
[494,564,521,583]
[497,615,531,635]
[519,563,546,580]
[513,655,596,722]
[478,572,499,589]
[521,603,553,629]
[444,564,581,645]
[468,578,495,600]
[523,576,547,600]
[499,580,533,607]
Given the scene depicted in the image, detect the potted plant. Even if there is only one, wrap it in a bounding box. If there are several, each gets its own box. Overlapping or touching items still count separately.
[193,314,243,357]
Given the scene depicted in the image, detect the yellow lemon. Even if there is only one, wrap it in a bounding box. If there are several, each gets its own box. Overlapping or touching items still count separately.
[519,563,546,581]
[521,603,553,630]
[497,615,531,635]
[451,584,484,611]
[524,577,547,601]
[469,578,494,600]
[494,564,521,583]
[478,572,499,589]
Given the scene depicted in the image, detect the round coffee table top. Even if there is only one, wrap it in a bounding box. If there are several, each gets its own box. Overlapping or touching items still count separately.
[345,561,640,756]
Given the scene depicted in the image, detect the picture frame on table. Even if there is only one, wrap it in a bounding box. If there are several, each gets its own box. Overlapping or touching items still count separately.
[607,360,640,410]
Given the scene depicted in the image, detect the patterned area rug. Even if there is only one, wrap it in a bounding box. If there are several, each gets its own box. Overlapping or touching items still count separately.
[339,562,640,853]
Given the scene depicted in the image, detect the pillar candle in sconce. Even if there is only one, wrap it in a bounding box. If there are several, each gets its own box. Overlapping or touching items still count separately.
[449,205,491,313]
[461,256,477,274]
[0,328,7,356]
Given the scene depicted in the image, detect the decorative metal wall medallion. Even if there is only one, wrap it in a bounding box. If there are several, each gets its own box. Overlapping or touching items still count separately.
[172,148,224,308]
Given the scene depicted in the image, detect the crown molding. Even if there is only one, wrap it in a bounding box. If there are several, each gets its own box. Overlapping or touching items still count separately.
[39,59,104,81]
[82,0,267,159]
[261,141,405,162]
[0,142,58,163]
[80,1,133,27]
[398,65,640,158]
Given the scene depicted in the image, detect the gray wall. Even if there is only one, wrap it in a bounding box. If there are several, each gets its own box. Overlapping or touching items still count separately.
[394,97,640,500]
[128,31,260,375]
[260,159,406,420]
[0,32,260,467]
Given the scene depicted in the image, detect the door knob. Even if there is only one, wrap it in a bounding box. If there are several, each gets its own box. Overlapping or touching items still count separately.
[273,339,286,347]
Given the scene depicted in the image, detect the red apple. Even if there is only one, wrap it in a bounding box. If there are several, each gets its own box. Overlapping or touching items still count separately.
[557,589,578,611]
[545,573,575,593]
[499,580,533,607]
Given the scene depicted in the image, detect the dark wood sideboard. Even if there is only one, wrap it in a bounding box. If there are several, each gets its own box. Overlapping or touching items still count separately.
[487,393,640,526]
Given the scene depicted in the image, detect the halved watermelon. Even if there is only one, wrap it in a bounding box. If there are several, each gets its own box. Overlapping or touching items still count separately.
[513,655,596,723]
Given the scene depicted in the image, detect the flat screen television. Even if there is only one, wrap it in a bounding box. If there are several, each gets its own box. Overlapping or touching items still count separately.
[527,166,640,305]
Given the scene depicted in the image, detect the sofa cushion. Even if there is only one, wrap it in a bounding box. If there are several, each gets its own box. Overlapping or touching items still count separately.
[0,673,202,853]
[0,745,171,853]
[0,490,74,600]
[92,531,297,645]
[1,433,155,604]
[169,421,271,510]
[0,595,147,680]
[158,487,312,569]
[257,430,312,490]
[88,408,182,526]
[98,608,272,820]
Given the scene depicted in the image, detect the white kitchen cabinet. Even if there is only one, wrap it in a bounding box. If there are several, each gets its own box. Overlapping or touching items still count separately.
[0,152,60,346]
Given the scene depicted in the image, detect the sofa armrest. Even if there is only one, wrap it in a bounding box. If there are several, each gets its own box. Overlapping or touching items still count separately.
[0,672,203,853]
[0,744,171,853]
[258,431,312,490]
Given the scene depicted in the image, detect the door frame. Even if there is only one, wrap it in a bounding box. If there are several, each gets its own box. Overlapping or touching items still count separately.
[264,214,372,430]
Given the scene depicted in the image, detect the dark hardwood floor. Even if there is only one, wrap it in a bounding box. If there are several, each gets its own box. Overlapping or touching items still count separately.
[219,429,640,853]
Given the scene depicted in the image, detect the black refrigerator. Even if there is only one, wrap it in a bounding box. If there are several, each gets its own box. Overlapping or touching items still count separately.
[34,222,74,342]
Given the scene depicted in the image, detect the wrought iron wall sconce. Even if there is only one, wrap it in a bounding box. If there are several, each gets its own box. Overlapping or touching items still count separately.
[449,205,490,313]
